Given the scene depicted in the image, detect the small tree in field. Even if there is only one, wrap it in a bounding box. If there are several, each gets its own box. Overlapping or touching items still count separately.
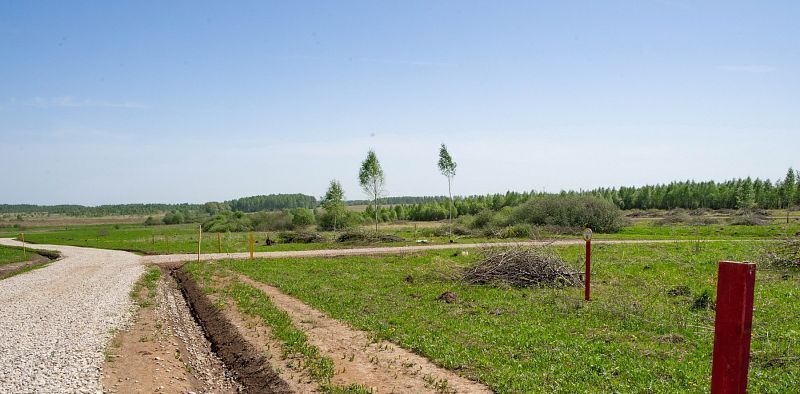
[321,179,346,231]
[359,149,385,232]
[438,144,457,241]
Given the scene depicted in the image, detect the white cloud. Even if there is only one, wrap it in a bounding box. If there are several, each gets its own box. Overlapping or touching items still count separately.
[717,65,775,74]
[21,96,148,109]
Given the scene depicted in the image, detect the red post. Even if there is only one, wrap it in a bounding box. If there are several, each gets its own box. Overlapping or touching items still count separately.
[711,261,756,394]
[584,239,591,301]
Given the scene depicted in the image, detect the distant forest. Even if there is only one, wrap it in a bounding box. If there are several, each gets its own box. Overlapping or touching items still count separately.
[2,168,797,217]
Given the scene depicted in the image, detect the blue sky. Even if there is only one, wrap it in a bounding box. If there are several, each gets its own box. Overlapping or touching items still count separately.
[1,1,798,205]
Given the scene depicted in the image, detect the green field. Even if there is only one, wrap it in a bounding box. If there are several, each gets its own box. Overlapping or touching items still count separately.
[188,241,799,393]
[7,220,800,255]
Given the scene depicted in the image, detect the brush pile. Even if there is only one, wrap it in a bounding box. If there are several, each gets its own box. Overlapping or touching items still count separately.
[335,231,405,244]
[764,236,800,269]
[463,246,582,287]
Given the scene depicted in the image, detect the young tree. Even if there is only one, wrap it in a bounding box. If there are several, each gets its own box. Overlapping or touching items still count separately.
[321,179,346,231]
[782,167,796,223]
[359,149,385,232]
[437,144,457,240]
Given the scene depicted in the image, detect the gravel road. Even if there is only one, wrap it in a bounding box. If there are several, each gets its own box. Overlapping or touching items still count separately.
[143,238,705,264]
[0,238,143,393]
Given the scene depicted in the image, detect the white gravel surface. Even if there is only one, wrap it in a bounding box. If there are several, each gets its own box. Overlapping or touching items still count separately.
[0,238,143,393]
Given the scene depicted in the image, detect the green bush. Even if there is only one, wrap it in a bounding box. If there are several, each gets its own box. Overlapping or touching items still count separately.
[291,208,316,228]
[317,209,361,231]
[510,195,624,233]
[251,211,294,231]
[500,223,533,239]
[202,211,252,232]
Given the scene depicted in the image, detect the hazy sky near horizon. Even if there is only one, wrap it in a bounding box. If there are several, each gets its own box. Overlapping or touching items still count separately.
[1,1,799,205]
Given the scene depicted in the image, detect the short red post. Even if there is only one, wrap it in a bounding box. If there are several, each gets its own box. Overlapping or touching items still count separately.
[711,261,756,394]
[583,228,592,301]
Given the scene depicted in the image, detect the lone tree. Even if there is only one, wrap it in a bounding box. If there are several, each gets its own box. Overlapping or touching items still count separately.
[359,149,385,232]
[321,179,345,231]
[437,144,457,241]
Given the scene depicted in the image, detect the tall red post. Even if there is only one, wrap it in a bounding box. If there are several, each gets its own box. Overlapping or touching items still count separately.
[711,261,756,394]
[584,239,591,301]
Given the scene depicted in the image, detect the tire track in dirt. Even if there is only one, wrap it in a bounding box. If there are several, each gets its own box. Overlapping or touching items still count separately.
[234,273,493,393]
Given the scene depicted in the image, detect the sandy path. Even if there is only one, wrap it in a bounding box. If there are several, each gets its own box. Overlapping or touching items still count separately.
[143,238,703,264]
[0,238,143,392]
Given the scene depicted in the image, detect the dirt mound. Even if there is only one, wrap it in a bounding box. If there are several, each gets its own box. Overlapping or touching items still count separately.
[335,231,405,244]
[464,246,582,287]
[172,269,291,393]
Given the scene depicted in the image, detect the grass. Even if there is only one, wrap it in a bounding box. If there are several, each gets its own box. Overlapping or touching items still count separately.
[185,262,372,393]
[11,220,800,255]
[213,242,799,393]
[14,223,532,255]
[0,245,29,265]
[131,266,161,308]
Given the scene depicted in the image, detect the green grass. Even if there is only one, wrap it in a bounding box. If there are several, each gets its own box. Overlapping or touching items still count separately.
[15,223,532,255]
[0,245,29,265]
[216,242,799,393]
[594,222,800,240]
[12,220,800,255]
[131,266,161,307]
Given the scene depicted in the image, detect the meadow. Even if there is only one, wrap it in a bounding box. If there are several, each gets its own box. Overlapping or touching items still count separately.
[4,217,799,255]
[190,241,798,393]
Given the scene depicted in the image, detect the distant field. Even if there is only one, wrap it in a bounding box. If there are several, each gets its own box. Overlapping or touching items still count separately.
[0,213,158,227]
[197,241,798,393]
[5,218,800,255]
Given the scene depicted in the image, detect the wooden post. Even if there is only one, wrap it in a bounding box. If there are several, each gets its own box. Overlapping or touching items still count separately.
[248,233,254,259]
[582,228,593,301]
[21,232,26,260]
[217,232,222,253]
[197,225,202,262]
[711,261,757,394]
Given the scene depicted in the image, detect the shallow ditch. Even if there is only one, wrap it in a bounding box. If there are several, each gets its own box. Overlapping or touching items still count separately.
[171,267,292,393]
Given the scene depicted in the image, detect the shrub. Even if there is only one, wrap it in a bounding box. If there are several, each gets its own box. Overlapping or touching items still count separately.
[162,211,185,225]
[251,211,294,231]
[470,209,495,229]
[202,211,252,232]
[510,195,624,233]
[317,210,360,231]
[500,223,533,239]
[278,231,326,244]
[291,208,316,228]
[335,230,405,244]
[143,216,158,226]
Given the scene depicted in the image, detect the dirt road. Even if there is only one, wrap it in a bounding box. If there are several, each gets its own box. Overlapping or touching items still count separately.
[143,238,698,264]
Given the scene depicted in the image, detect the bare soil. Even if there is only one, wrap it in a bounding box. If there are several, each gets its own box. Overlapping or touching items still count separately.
[173,268,292,393]
[102,272,239,393]
[235,274,492,393]
[0,253,52,278]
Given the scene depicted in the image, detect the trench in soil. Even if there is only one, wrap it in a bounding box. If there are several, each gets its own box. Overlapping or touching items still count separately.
[171,267,292,393]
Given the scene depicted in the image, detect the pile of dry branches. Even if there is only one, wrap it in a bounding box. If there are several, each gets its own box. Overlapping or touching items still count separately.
[764,236,800,268]
[463,246,583,288]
